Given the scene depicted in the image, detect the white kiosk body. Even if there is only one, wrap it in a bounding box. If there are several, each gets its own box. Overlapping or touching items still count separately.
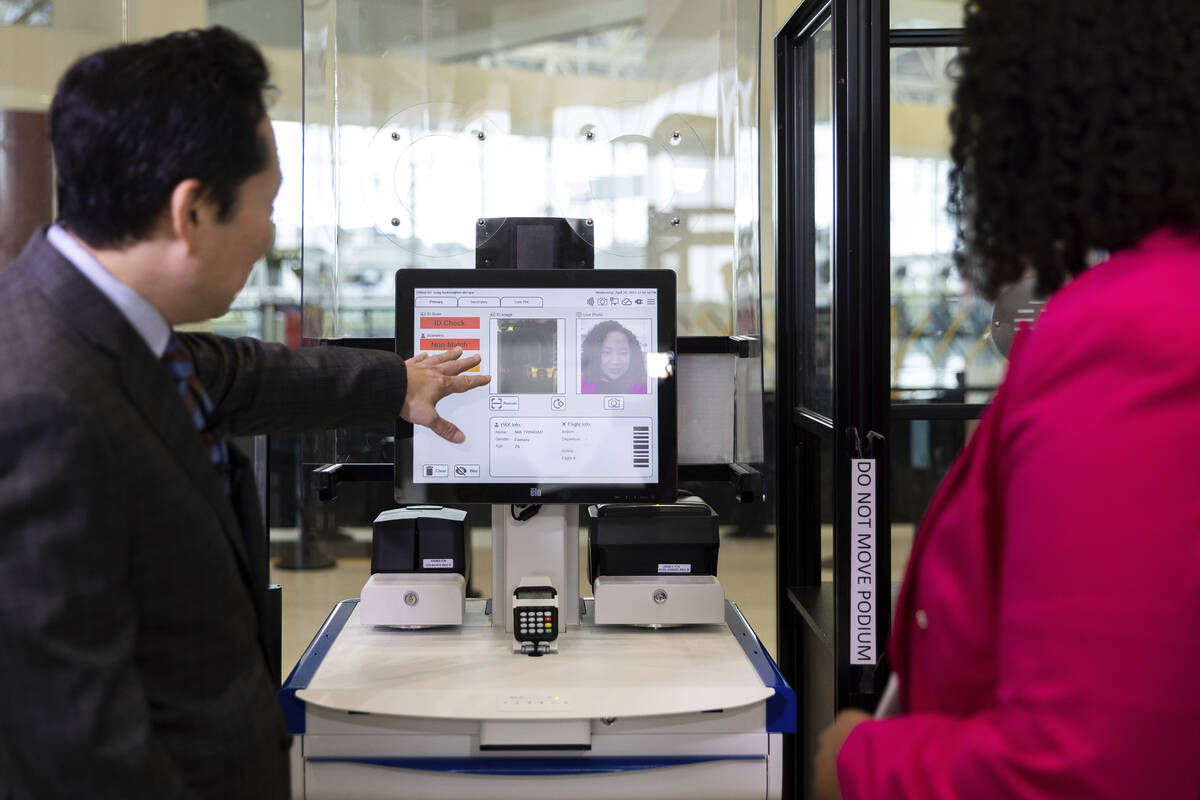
[281,270,791,797]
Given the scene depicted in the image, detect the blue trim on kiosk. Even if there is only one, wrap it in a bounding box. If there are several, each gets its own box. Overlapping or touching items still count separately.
[278,598,796,736]
[304,755,762,775]
[725,601,797,734]
[278,599,359,735]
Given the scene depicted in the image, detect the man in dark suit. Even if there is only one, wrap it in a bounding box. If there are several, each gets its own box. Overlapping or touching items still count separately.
[0,27,488,799]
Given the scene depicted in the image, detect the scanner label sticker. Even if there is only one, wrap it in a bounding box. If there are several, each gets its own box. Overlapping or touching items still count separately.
[423,558,454,569]
[658,563,692,574]
[851,458,877,665]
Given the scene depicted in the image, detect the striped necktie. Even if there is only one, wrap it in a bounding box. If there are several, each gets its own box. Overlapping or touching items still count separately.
[162,335,231,494]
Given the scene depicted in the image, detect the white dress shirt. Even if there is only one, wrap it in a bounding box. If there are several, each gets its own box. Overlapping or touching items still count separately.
[45,224,172,358]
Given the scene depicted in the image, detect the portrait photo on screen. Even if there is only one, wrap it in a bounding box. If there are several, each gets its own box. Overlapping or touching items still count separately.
[497,318,560,394]
[578,318,650,395]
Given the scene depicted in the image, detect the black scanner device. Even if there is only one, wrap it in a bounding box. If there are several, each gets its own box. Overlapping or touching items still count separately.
[370,505,468,578]
[586,495,719,585]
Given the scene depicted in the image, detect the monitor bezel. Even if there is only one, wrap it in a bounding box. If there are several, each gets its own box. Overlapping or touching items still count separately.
[394,268,678,505]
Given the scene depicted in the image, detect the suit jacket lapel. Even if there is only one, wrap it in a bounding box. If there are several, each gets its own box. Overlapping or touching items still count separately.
[26,231,255,585]
[228,444,275,667]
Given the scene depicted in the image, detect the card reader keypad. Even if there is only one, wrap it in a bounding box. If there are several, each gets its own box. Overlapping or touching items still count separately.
[514,607,558,641]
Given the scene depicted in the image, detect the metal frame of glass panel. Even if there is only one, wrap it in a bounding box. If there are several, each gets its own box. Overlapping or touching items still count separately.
[775,0,890,795]
[775,12,985,800]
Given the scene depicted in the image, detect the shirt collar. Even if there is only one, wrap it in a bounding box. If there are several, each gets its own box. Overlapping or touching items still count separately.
[46,224,173,358]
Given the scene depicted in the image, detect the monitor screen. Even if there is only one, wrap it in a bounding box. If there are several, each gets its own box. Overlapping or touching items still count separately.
[394,269,677,504]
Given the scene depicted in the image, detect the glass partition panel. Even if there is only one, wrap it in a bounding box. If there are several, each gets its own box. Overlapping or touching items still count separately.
[889,417,973,577]
[0,2,52,26]
[303,0,764,465]
[0,1,121,268]
[731,0,764,464]
[208,1,305,344]
[890,0,964,29]
[801,17,834,417]
[817,430,834,583]
[890,45,1002,404]
[0,1,302,341]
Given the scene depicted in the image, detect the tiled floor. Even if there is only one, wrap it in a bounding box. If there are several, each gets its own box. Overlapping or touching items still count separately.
[271,526,779,681]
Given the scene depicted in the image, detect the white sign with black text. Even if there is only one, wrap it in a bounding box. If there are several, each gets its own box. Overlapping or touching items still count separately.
[850,458,877,665]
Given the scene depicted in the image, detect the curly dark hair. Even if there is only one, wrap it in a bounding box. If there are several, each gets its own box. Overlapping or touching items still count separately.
[51,26,274,248]
[948,0,1200,299]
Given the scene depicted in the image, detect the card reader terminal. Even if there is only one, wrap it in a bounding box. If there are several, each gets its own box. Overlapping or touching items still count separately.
[512,576,559,656]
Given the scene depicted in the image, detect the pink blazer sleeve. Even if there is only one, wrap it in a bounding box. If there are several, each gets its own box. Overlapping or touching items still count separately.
[837,249,1200,799]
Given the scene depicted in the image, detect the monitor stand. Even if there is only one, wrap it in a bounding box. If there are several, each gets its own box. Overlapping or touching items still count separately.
[490,504,580,633]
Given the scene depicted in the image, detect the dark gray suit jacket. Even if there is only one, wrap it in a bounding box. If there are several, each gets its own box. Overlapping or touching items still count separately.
[0,230,408,799]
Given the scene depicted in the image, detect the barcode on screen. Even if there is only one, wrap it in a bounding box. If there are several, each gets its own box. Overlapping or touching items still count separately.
[633,425,650,469]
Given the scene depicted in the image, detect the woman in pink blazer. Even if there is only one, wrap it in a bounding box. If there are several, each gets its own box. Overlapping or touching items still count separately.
[816,1,1200,798]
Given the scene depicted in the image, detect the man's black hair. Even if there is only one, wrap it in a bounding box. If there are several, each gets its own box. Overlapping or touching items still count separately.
[948,0,1200,299]
[50,26,273,249]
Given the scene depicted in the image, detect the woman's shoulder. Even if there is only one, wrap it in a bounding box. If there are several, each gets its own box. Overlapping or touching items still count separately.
[988,231,1200,513]
[1022,230,1200,359]
[1001,228,1200,424]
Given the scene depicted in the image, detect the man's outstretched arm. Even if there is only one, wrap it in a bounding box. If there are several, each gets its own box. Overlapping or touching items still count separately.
[178,334,489,440]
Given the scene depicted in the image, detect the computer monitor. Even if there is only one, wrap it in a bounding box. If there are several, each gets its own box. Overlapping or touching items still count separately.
[394,269,677,505]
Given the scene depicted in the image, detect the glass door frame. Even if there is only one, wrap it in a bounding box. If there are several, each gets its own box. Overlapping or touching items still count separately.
[775,0,890,794]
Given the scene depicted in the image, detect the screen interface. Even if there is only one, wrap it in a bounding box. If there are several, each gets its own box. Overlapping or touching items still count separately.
[412,286,662,486]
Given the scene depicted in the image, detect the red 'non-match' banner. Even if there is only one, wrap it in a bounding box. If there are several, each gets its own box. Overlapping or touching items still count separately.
[420,338,480,351]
